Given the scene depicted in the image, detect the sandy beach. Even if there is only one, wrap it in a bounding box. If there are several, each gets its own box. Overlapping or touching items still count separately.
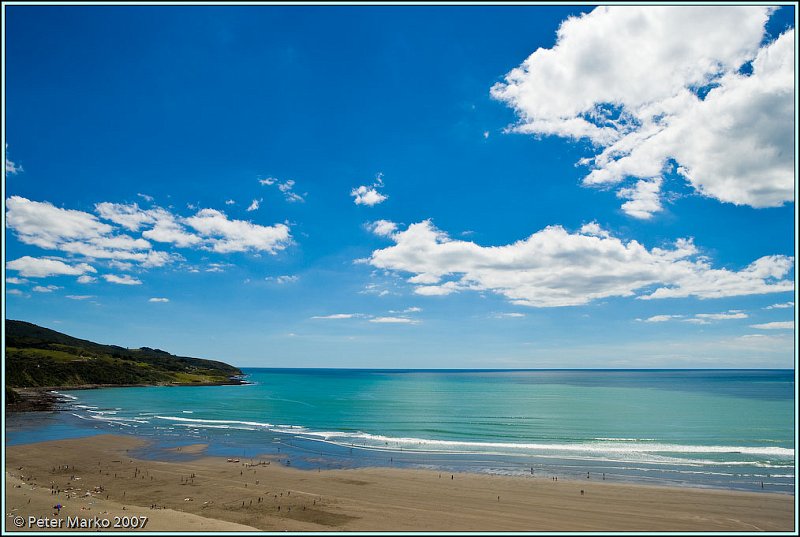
[5,434,794,532]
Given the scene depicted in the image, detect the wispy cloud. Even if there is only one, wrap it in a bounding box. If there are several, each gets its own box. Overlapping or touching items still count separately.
[266,275,298,284]
[246,198,262,212]
[66,295,95,300]
[493,312,526,319]
[389,306,422,314]
[765,301,794,309]
[640,311,749,324]
[369,316,419,324]
[749,321,794,330]
[259,177,306,202]
[683,311,749,324]
[5,144,23,174]
[311,313,364,320]
[103,274,142,285]
[149,297,170,303]
[639,315,684,323]
[33,284,62,293]
[205,262,230,273]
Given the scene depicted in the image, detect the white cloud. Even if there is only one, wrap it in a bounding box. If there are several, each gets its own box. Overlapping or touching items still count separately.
[95,202,154,231]
[491,7,793,216]
[8,196,113,249]
[765,301,794,309]
[352,186,388,207]
[493,312,526,318]
[6,277,28,284]
[33,285,62,293]
[103,274,142,285]
[258,177,276,186]
[640,315,684,323]
[7,256,97,278]
[578,222,610,238]
[246,198,262,212]
[95,203,201,249]
[266,275,298,284]
[8,198,185,268]
[107,260,134,271]
[7,289,25,296]
[617,177,663,219]
[149,297,170,303]
[184,208,291,254]
[66,295,95,300]
[749,321,794,330]
[369,316,419,324]
[311,313,362,320]
[14,197,293,263]
[369,221,794,308]
[351,174,388,206]
[77,275,97,284]
[368,220,398,237]
[225,199,236,205]
[141,208,202,248]
[413,281,465,296]
[137,193,154,202]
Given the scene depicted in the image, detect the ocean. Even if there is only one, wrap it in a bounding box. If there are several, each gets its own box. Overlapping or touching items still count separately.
[6,369,795,494]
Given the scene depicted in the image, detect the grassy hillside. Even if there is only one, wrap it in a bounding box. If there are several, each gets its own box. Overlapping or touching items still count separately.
[5,320,243,391]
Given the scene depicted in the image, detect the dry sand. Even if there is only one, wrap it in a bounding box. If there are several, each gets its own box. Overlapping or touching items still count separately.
[5,435,794,532]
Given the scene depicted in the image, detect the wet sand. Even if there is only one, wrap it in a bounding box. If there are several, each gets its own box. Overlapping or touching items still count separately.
[5,435,794,532]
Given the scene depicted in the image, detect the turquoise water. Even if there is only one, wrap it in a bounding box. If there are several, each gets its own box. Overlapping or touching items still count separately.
[7,369,795,493]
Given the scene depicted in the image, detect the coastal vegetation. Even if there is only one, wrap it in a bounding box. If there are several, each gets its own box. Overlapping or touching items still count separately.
[5,320,243,408]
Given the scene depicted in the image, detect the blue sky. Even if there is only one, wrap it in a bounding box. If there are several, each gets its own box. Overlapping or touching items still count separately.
[3,5,796,368]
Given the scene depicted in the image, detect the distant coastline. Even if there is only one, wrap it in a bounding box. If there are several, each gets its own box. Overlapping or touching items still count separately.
[7,378,248,413]
[5,320,245,412]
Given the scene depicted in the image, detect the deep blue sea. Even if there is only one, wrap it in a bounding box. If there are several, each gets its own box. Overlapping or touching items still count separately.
[6,369,795,494]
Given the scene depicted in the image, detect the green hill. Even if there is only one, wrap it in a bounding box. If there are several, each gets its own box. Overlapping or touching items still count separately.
[5,320,244,396]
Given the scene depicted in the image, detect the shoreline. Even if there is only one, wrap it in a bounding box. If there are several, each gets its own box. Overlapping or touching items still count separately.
[6,380,248,413]
[5,434,795,532]
[9,400,794,497]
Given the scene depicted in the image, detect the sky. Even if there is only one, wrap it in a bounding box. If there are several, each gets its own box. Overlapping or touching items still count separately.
[3,4,796,369]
